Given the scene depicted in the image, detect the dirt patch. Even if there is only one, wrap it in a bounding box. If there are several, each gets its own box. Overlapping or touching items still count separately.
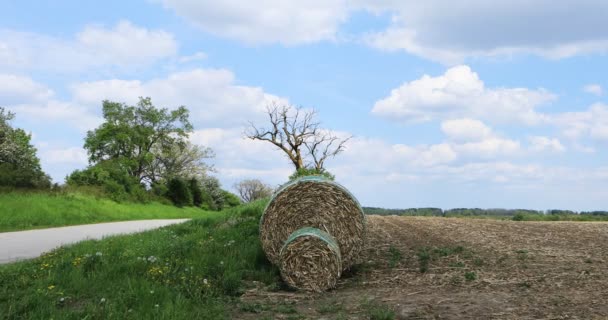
[235,216,608,319]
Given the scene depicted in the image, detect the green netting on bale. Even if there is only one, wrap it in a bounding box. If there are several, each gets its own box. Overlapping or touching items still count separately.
[260,175,365,269]
[280,227,342,260]
[279,227,342,292]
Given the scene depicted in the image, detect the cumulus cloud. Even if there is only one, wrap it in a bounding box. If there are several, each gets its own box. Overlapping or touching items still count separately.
[156,1,608,63]
[0,74,102,130]
[179,51,207,63]
[190,128,292,187]
[2,67,287,134]
[551,103,608,141]
[0,74,53,104]
[333,133,596,193]
[441,118,493,142]
[160,0,348,45]
[583,84,603,96]
[10,100,103,131]
[454,138,521,159]
[529,136,566,153]
[372,65,555,124]
[41,147,89,165]
[361,1,608,64]
[0,21,177,73]
[71,68,288,127]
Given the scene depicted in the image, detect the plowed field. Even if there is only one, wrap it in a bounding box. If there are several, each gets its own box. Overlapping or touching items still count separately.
[236,215,608,319]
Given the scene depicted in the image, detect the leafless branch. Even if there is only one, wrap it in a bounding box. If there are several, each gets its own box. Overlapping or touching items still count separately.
[245,103,350,171]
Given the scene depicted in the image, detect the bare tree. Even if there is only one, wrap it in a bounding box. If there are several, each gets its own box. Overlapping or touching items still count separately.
[305,130,350,170]
[234,179,273,203]
[245,103,351,171]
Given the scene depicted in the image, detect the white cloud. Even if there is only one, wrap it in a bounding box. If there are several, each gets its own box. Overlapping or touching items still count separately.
[441,118,493,142]
[190,128,292,187]
[372,65,555,124]
[455,138,521,158]
[41,147,88,165]
[551,103,608,141]
[10,100,103,131]
[71,68,288,127]
[179,51,207,63]
[160,0,348,45]
[156,1,608,62]
[360,1,608,64]
[529,136,566,153]
[583,84,603,96]
[0,74,102,131]
[0,21,177,73]
[0,74,53,104]
[392,143,458,167]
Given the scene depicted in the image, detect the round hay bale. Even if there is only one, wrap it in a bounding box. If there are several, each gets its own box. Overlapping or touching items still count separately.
[279,227,342,292]
[260,176,365,269]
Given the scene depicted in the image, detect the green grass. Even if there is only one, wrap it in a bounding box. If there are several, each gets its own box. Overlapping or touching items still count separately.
[362,300,395,320]
[0,200,280,319]
[0,191,219,232]
[464,271,477,281]
[416,246,473,273]
[387,246,403,268]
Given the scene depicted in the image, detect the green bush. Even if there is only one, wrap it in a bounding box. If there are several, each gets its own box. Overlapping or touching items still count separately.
[167,178,193,207]
[512,213,525,221]
[200,176,225,210]
[66,160,149,203]
[189,178,204,207]
[222,190,241,208]
[151,182,169,197]
[288,167,335,181]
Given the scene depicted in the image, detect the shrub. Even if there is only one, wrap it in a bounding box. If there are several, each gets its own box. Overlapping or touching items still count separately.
[512,213,525,221]
[167,177,193,207]
[200,175,224,210]
[189,178,203,207]
[222,190,241,208]
[66,160,148,202]
[288,167,335,181]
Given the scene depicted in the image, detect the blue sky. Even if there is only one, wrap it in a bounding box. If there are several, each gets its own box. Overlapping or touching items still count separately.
[1,1,607,210]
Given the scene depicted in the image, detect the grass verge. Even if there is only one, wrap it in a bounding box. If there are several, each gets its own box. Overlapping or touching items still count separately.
[0,191,216,232]
[0,200,280,319]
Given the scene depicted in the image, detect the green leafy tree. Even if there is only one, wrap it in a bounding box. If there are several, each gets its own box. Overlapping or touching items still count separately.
[84,97,194,185]
[0,107,51,188]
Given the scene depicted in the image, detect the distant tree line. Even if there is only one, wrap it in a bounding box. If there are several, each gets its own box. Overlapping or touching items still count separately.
[363,207,608,217]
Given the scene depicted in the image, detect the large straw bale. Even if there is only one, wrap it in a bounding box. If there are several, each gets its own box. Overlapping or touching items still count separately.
[260,176,365,269]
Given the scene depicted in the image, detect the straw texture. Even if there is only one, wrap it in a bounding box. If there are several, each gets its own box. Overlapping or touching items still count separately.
[279,227,342,292]
[260,176,365,269]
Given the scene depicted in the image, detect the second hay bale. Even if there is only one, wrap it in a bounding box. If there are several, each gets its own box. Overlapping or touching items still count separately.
[279,227,342,292]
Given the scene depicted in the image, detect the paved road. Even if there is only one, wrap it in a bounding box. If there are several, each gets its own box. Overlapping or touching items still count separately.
[0,219,189,264]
